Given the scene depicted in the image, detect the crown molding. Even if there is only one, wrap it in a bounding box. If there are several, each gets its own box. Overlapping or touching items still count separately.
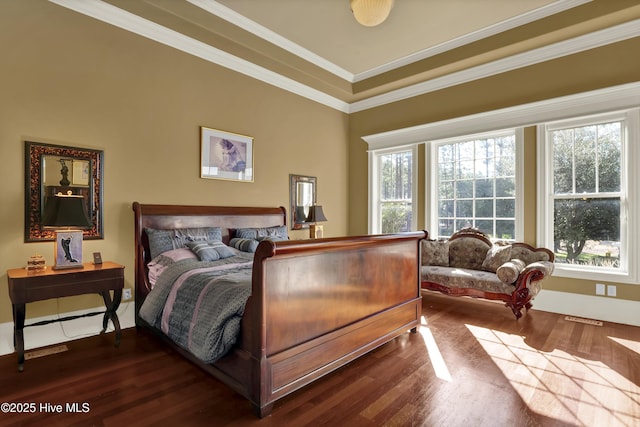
[49,0,351,113]
[363,82,640,150]
[186,0,355,82]
[49,1,638,115]
[350,19,640,113]
[353,0,592,82]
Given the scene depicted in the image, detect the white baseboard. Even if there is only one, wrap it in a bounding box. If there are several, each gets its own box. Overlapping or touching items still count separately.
[533,289,640,327]
[0,302,135,357]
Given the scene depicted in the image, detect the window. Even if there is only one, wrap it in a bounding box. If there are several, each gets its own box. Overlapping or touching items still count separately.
[369,145,417,233]
[538,109,639,282]
[429,130,522,240]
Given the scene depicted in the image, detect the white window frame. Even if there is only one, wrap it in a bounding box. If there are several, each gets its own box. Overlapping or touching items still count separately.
[427,128,524,241]
[537,108,639,283]
[368,144,418,234]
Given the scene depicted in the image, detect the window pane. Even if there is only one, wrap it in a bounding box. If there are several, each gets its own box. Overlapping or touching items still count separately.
[553,197,620,268]
[475,199,493,217]
[475,179,493,197]
[435,133,517,238]
[375,148,414,234]
[381,202,412,233]
[456,200,473,217]
[553,129,574,194]
[475,220,493,236]
[496,220,515,240]
[496,199,515,218]
[598,122,621,192]
[439,200,454,218]
[439,219,454,237]
[495,177,515,197]
[439,181,454,199]
[456,180,473,198]
[574,125,596,193]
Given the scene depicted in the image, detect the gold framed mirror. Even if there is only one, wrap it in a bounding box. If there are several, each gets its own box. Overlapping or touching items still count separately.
[25,141,104,242]
[289,174,317,230]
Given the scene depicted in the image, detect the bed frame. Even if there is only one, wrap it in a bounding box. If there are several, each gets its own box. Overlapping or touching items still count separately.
[132,202,426,417]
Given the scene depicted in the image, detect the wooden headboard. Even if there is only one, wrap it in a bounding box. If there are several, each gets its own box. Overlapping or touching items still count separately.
[132,202,286,312]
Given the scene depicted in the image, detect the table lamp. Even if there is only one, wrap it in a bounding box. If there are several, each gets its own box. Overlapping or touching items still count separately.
[42,191,92,269]
[305,205,327,239]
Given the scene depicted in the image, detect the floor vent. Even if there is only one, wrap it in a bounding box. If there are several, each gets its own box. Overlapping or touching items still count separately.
[24,344,69,360]
[565,316,603,326]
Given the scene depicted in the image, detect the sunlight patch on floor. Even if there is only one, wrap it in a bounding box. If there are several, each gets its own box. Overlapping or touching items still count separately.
[466,324,640,427]
[420,316,452,382]
[609,336,640,356]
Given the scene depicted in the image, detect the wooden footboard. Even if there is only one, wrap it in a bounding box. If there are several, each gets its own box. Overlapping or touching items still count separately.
[132,203,426,417]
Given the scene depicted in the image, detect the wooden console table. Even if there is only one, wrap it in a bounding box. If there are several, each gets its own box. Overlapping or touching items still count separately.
[7,262,124,372]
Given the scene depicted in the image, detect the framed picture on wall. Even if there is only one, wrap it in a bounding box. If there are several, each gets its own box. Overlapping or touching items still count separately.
[200,127,254,182]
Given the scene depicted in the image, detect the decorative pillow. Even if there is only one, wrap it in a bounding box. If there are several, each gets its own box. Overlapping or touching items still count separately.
[496,258,526,284]
[235,225,288,240]
[147,247,198,286]
[186,241,235,261]
[145,227,222,259]
[229,238,259,253]
[421,240,449,266]
[449,237,491,269]
[481,244,512,273]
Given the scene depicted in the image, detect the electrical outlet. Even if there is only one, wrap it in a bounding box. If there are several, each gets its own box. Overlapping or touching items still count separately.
[607,285,617,297]
[123,289,132,300]
[595,283,605,295]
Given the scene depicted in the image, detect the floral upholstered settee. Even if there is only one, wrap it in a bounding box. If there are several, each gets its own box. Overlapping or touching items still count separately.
[421,228,554,319]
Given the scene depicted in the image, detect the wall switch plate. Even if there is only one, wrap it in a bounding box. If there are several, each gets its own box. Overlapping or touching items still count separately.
[607,285,617,297]
[595,283,606,295]
[123,289,132,300]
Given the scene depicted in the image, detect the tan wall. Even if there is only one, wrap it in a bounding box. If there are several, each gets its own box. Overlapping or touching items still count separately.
[349,37,640,302]
[0,1,349,323]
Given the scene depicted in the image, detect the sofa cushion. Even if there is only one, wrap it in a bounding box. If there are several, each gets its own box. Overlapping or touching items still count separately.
[421,240,449,266]
[449,237,490,269]
[511,244,552,265]
[496,258,526,284]
[421,266,515,294]
[481,244,512,272]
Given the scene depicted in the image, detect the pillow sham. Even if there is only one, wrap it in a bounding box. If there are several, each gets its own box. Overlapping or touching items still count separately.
[145,227,223,259]
[234,225,288,240]
[481,244,512,273]
[186,240,236,262]
[229,238,259,253]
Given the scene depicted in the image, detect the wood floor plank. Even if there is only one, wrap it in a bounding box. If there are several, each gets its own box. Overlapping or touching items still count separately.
[1,292,639,426]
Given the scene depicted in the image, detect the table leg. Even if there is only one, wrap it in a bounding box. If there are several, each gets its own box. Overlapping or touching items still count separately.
[13,304,25,372]
[101,290,122,347]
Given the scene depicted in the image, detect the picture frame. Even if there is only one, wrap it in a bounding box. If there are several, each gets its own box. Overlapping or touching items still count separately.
[53,230,84,269]
[200,127,254,182]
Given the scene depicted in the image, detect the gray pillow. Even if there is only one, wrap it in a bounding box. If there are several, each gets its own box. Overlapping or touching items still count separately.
[235,225,288,240]
[186,240,235,261]
[145,227,222,259]
[229,238,259,253]
[482,244,512,273]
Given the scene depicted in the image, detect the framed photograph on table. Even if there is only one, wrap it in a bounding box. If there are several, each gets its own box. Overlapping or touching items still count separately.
[200,127,254,182]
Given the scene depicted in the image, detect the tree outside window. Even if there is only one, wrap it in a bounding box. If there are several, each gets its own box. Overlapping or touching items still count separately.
[436,133,516,239]
[551,121,622,268]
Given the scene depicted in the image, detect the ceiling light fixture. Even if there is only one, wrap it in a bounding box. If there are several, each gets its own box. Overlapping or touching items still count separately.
[350,0,394,27]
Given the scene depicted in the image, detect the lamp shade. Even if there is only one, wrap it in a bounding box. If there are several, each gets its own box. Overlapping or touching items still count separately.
[42,193,92,228]
[305,205,327,223]
[350,0,394,27]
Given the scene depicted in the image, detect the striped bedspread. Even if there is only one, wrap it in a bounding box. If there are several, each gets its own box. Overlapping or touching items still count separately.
[139,255,253,363]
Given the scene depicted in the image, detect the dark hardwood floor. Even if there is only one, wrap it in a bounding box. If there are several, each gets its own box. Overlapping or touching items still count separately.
[1,293,639,426]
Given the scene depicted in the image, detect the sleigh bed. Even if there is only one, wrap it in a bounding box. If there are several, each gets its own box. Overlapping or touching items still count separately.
[132,202,426,417]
